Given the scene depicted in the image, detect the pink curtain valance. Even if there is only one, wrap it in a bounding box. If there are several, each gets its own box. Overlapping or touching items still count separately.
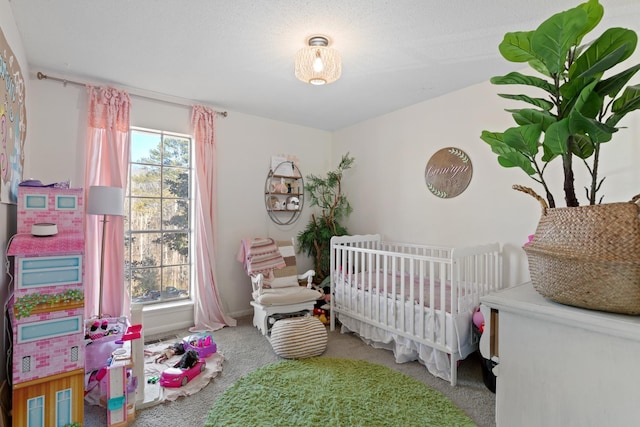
[191,105,216,147]
[88,86,131,131]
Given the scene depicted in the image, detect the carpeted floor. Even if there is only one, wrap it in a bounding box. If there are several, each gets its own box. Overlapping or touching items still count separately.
[83,316,496,427]
[206,357,476,426]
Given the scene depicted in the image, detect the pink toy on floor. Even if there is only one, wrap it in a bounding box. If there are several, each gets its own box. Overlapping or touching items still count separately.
[473,307,485,334]
[183,332,217,359]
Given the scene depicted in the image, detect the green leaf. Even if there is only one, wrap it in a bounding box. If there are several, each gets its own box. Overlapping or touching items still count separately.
[481,131,522,158]
[480,130,503,145]
[560,75,589,103]
[577,45,627,79]
[498,31,536,63]
[509,109,557,130]
[579,89,604,119]
[481,129,538,175]
[497,152,537,175]
[490,72,555,93]
[559,78,603,119]
[570,134,595,158]
[595,64,640,98]
[541,142,560,163]
[571,79,598,115]
[498,93,554,111]
[608,84,640,125]
[569,110,615,144]
[571,28,637,79]
[543,118,571,156]
[611,84,640,114]
[504,124,542,155]
[575,0,604,45]
[528,58,551,77]
[531,7,587,75]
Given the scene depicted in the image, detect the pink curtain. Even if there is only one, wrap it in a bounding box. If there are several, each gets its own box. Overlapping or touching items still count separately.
[191,105,236,330]
[84,86,131,319]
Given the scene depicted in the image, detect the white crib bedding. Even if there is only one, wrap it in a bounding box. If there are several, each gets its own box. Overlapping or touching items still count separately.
[334,268,482,315]
[339,315,457,383]
[333,281,476,383]
[335,270,454,311]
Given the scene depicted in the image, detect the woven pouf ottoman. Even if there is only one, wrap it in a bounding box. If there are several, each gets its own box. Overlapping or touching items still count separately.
[270,315,327,359]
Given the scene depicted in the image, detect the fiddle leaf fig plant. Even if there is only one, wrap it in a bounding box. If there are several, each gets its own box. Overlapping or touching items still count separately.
[297,153,354,283]
[481,0,640,208]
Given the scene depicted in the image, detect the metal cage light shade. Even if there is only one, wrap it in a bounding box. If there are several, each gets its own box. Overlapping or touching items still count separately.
[295,35,342,85]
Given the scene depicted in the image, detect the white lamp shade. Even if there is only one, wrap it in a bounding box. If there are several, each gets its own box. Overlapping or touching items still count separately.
[87,185,124,216]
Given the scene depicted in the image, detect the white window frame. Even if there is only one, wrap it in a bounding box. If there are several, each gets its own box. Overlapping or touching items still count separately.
[125,126,195,312]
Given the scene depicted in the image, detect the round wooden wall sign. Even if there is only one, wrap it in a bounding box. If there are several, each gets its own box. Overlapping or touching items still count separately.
[424,147,473,198]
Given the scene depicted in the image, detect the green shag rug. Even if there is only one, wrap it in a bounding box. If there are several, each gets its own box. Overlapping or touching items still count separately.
[205,357,476,427]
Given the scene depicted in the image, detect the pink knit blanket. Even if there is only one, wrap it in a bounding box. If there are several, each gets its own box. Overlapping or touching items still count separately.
[237,237,285,275]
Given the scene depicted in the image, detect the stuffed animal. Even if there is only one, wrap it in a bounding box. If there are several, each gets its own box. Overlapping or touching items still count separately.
[318,313,328,324]
[472,307,485,334]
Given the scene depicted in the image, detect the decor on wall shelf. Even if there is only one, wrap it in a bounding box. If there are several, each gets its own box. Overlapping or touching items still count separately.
[424,147,473,199]
[480,0,640,314]
[87,185,125,318]
[265,161,304,225]
[295,35,341,85]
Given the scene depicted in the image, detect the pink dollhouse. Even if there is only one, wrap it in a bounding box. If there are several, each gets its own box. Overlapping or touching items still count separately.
[7,185,85,426]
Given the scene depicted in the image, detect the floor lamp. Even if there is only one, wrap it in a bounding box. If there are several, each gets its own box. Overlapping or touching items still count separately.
[87,185,124,318]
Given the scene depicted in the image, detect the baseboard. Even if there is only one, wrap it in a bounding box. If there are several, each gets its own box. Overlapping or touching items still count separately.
[140,302,251,336]
[230,308,252,318]
[143,319,194,337]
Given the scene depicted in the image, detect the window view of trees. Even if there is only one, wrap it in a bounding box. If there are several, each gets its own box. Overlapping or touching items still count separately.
[125,128,192,304]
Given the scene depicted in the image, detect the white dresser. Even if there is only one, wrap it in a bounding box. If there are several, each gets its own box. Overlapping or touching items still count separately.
[481,282,640,427]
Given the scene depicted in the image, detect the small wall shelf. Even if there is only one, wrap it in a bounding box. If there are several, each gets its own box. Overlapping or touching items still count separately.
[265,161,304,225]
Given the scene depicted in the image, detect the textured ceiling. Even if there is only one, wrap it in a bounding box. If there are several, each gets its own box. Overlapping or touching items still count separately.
[9,0,640,130]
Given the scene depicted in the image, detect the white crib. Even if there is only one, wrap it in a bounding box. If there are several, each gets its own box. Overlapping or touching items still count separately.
[330,234,502,385]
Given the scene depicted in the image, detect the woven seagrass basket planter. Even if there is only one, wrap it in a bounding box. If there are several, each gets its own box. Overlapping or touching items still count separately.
[515,185,640,315]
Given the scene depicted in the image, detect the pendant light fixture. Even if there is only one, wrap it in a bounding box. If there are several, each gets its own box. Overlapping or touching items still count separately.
[294,35,342,85]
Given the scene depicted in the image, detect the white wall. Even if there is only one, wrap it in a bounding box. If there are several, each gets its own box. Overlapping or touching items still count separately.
[0,0,29,389]
[334,77,640,287]
[26,74,332,334]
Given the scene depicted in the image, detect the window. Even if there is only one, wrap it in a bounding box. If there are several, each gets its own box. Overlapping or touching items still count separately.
[27,395,44,427]
[56,388,72,426]
[125,127,192,305]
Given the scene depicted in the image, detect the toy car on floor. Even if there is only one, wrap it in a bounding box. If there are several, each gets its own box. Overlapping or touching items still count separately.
[159,350,207,388]
[183,332,217,358]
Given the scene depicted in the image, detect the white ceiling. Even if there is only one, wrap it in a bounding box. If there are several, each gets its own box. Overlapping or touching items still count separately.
[9,0,640,131]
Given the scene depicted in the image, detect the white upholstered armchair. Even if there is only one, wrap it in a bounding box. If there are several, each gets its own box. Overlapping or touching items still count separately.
[240,238,321,335]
